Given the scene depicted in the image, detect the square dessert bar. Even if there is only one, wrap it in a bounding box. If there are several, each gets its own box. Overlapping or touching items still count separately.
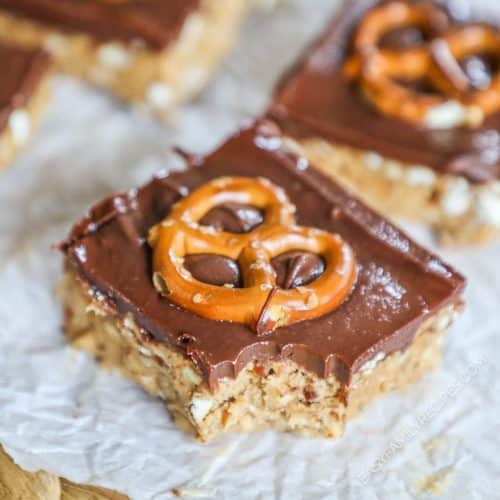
[0,43,50,171]
[59,120,465,441]
[0,0,250,116]
[271,0,500,245]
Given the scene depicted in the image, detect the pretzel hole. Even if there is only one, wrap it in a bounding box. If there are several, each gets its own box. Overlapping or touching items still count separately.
[393,76,441,96]
[368,1,449,51]
[271,250,325,290]
[379,26,429,50]
[184,254,241,288]
[459,53,498,91]
[199,202,264,233]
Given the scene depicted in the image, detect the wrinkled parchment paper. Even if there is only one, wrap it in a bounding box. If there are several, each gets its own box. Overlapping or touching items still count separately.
[1,1,499,498]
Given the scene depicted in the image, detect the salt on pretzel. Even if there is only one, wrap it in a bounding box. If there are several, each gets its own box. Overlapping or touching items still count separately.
[148,177,357,335]
[344,1,500,128]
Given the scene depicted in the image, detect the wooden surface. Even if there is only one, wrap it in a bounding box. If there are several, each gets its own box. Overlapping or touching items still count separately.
[0,445,128,499]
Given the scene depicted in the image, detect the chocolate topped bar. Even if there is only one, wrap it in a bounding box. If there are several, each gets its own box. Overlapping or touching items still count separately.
[0,0,201,50]
[60,121,464,390]
[0,43,50,134]
[271,0,500,183]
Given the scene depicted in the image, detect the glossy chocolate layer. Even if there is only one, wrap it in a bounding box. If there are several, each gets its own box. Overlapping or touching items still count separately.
[0,44,50,134]
[271,0,500,183]
[61,121,464,390]
[0,0,201,50]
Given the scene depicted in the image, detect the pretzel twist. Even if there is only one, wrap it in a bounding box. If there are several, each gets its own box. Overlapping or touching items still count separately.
[344,1,500,128]
[148,177,357,335]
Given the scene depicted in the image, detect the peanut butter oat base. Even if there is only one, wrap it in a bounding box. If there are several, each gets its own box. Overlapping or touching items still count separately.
[286,136,500,245]
[61,268,462,441]
[0,0,249,116]
[0,72,51,172]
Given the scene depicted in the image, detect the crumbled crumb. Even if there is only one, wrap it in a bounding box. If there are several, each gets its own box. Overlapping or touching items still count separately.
[303,385,318,401]
[416,466,454,495]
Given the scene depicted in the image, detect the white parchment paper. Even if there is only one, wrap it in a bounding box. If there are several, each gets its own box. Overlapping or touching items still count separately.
[1,1,499,498]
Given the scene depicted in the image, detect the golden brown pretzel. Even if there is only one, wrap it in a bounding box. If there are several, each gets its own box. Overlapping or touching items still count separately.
[431,26,500,114]
[148,177,357,335]
[344,1,500,128]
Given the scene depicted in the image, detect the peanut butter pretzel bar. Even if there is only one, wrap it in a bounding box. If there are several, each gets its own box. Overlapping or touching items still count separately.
[0,43,50,171]
[0,0,253,116]
[58,121,465,441]
[271,0,500,245]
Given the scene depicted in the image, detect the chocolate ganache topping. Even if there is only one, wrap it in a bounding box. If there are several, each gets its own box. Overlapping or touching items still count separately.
[61,121,465,390]
[0,44,50,134]
[271,0,500,183]
[0,0,201,50]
